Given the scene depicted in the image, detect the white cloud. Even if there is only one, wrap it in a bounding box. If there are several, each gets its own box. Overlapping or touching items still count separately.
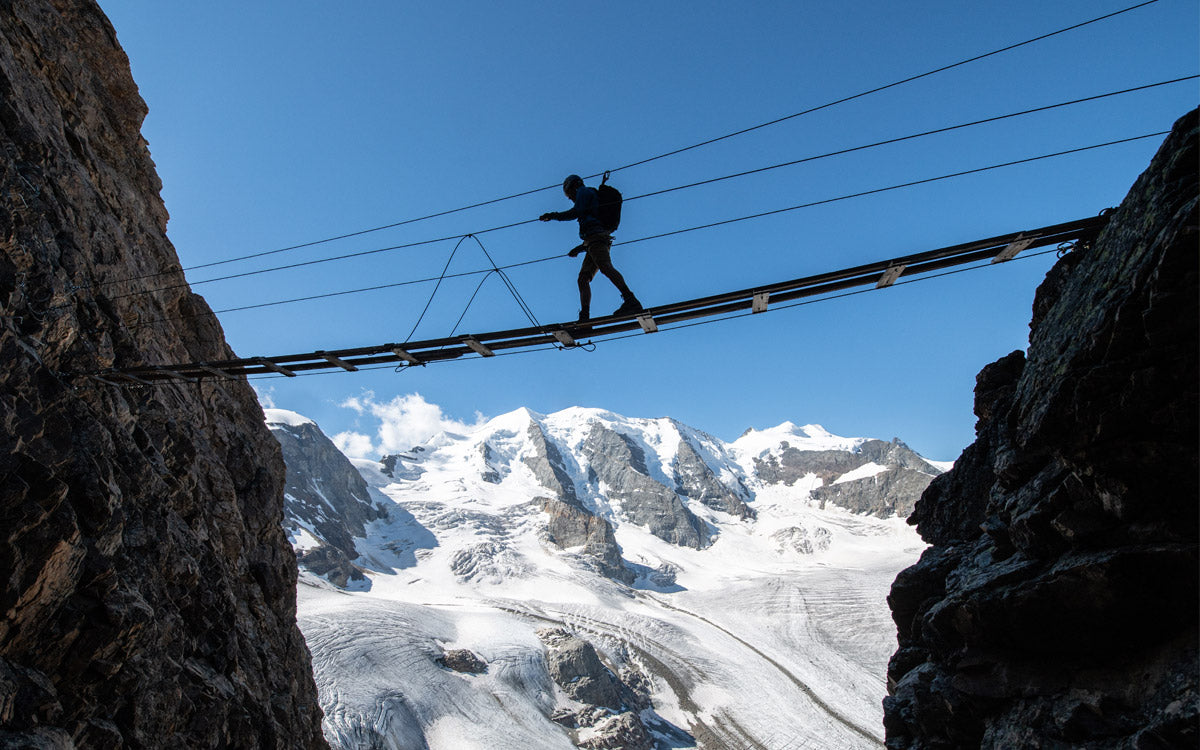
[339,392,485,455]
[253,385,276,409]
[332,431,376,459]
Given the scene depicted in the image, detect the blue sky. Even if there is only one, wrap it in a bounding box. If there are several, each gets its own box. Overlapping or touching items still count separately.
[100,1,1196,460]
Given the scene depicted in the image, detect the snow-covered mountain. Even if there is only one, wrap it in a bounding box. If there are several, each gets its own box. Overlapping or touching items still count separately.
[265,406,940,749]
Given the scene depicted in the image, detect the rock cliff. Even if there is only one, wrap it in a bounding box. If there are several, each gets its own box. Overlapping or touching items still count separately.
[267,410,390,590]
[1,1,325,747]
[582,423,710,550]
[884,110,1198,748]
[524,422,633,583]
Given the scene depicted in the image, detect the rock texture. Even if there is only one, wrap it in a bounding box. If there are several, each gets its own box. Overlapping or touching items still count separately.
[268,413,389,589]
[1,1,325,747]
[537,628,652,750]
[757,438,942,517]
[524,422,633,583]
[884,110,1198,748]
[582,424,710,549]
[436,648,487,675]
[810,464,938,519]
[671,433,754,519]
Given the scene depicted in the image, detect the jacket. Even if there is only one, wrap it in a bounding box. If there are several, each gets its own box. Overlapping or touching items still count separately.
[548,185,607,240]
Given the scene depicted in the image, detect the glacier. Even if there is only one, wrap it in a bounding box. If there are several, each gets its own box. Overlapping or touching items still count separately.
[267,406,937,749]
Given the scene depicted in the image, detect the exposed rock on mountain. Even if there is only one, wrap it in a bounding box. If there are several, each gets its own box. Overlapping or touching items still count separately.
[810,464,938,518]
[884,110,1199,749]
[582,423,710,549]
[772,524,832,555]
[538,628,653,750]
[0,1,324,746]
[267,409,389,589]
[525,421,632,583]
[380,447,425,480]
[672,434,754,519]
[436,648,487,674]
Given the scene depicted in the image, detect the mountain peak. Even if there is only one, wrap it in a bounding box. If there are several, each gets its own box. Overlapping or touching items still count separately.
[264,408,315,428]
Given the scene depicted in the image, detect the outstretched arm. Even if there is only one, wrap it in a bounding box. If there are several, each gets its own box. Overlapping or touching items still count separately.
[539,188,594,222]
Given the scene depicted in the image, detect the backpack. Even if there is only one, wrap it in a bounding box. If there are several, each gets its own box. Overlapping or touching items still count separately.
[596,172,622,233]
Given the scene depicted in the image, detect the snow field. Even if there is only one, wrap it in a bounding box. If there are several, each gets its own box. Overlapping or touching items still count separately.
[295,407,928,749]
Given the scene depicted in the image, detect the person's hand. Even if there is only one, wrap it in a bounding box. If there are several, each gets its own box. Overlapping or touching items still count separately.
[539,213,554,222]
[568,245,584,257]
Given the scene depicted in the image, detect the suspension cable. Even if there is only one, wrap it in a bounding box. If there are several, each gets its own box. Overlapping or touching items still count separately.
[100,0,1161,287]
[83,76,1186,307]
[114,130,1167,330]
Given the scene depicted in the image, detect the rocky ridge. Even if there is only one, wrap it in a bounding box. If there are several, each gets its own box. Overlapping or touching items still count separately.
[274,407,945,592]
[1,1,325,747]
[582,423,711,550]
[267,409,390,590]
[538,628,656,750]
[884,110,1198,748]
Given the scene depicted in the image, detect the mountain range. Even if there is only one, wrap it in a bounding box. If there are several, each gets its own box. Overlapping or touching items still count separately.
[267,405,944,749]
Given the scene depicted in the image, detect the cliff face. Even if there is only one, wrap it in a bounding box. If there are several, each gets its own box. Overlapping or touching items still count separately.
[1,1,326,747]
[884,110,1198,748]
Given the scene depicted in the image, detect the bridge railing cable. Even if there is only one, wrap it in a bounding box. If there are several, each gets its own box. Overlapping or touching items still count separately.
[74,77,1188,309]
[83,213,1108,384]
[80,222,1099,388]
[115,130,1167,333]
[83,0,1163,290]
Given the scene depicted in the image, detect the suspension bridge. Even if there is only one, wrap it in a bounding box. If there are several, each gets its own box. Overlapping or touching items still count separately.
[87,214,1108,386]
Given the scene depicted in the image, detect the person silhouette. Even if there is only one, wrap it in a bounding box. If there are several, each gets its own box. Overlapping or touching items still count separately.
[540,174,642,322]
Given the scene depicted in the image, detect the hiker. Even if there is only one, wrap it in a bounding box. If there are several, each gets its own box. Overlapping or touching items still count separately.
[540,174,642,322]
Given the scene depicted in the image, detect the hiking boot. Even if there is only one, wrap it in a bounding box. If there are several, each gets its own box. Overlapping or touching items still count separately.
[612,298,643,317]
[572,310,592,335]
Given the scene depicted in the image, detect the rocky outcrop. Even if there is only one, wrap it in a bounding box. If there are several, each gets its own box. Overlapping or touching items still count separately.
[884,110,1198,748]
[771,524,832,555]
[540,497,634,584]
[672,435,754,519]
[380,447,425,480]
[757,437,938,482]
[524,422,632,583]
[268,411,388,589]
[523,421,582,505]
[1,1,325,747]
[538,628,652,750]
[583,424,710,549]
[756,437,942,517]
[755,445,864,486]
[436,648,487,674]
[811,465,938,518]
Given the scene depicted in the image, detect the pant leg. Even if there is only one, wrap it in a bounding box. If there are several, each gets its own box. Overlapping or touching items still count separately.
[584,235,636,301]
[577,252,599,315]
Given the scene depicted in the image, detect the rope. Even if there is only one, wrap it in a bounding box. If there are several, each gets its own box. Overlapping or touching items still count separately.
[406,234,541,344]
[85,241,1068,389]
[616,132,1167,248]
[114,130,1166,331]
[623,76,1197,205]
[467,235,541,329]
[604,0,1162,176]
[404,235,472,342]
[90,122,1172,309]
[87,1,1162,289]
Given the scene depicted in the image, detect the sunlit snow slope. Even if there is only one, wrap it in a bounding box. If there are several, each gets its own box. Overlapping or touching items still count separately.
[270,407,936,750]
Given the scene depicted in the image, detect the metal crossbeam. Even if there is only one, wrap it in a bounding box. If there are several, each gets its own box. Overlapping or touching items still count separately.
[876,264,906,288]
[993,233,1035,263]
[317,351,358,372]
[88,214,1108,385]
